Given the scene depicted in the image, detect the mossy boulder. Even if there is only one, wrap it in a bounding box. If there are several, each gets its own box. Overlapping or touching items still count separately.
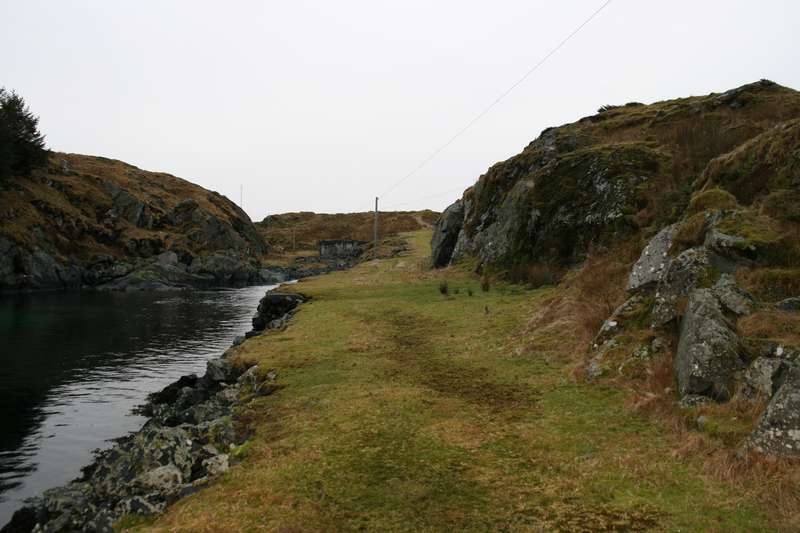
[675,288,745,401]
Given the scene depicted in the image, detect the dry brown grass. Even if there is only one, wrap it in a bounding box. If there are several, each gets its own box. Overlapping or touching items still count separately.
[626,350,800,529]
[738,309,800,345]
[737,268,800,302]
[258,210,439,252]
[0,152,266,260]
[506,261,560,288]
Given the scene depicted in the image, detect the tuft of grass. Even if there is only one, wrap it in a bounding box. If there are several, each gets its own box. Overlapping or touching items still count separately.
[438,280,449,295]
[480,276,490,292]
[507,262,560,288]
[688,188,739,214]
[671,212,709,254]
[738,309,800,346]
[737,268,800,302]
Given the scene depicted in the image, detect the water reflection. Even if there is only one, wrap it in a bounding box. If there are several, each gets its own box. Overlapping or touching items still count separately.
[0,285,275,523]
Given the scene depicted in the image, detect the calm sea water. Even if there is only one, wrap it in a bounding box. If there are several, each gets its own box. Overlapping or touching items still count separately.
[0,285,277,524]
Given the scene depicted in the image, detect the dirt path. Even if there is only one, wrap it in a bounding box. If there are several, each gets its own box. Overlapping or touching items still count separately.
[142,231,775,532]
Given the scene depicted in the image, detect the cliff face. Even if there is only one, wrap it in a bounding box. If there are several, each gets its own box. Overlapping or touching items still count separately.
[0,153,269,290]
[433,80,800,270]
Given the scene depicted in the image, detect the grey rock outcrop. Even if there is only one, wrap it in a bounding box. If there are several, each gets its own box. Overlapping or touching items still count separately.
[778,297,800,312]
[4,361,250,531]
[749,366,800,455]
[712,274,755,316]
[0,154,273,292]
[675,288,744,401]
[651,247,712,326]
[250,292,307,334]
[742,357,788,399]
[430,200,465,268]
[627,224,678,292]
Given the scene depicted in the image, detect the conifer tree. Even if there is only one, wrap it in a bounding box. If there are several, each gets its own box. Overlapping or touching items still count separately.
[0,88,48,181]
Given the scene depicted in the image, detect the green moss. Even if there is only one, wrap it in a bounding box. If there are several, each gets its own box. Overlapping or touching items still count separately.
[671,212,709,254]
[114,513,155,531]
[715,211,797,264]
[230,440,253,460]
[697,411,757,447]
[688,188,739,214]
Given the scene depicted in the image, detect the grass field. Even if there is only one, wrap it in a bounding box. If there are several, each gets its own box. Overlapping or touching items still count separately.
[135,230,776,532]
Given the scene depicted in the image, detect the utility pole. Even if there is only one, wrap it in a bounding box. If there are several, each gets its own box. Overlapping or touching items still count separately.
[373,196,379,259]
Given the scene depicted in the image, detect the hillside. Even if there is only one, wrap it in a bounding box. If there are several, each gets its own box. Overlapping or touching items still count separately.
[0,153,270,290]
[258,210,439,251]
[429,80,800,499]
[432,79,800,270]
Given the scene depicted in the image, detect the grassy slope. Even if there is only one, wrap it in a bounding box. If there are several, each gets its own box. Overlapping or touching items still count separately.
[0,152,265,261]
[258,210,439,251]
[140,231,774,532]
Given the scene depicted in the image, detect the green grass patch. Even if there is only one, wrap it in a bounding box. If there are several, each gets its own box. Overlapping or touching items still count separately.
[146,230,776,532]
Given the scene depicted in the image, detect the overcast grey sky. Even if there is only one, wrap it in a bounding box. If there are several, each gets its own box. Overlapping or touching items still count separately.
[1,1,798,220]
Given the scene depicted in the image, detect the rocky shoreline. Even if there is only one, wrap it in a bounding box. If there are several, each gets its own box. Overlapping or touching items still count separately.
[1,290,307,532]
[0,246,355,294]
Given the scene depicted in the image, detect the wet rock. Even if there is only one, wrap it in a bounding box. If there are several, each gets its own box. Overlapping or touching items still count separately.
[675,289,744,401]
[251,292,306,333]
[205,358,240,384]
[97,260,213,291]
[430,199,465,268]
[749,366,800,455]
[627,224,678,292]
[6,352,256,531]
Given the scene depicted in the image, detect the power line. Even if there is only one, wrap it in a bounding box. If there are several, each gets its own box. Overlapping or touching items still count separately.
[378,0,613,199]
[381,186,469,210]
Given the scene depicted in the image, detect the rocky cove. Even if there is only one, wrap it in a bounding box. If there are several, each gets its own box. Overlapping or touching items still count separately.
[2,289,307,532]
[0,154,360,293]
